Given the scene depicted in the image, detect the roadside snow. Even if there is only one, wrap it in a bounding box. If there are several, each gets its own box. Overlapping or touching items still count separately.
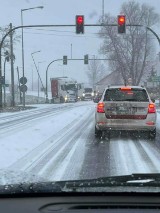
[0,103,94,170]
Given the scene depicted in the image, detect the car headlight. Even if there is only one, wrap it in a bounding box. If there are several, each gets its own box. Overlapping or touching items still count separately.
[82,93,85,97]
[91,92,94,96]
[65,95,68,101]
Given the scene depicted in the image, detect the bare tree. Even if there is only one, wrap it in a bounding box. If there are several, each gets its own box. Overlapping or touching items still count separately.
[86,56,106,90]
[99,0,159,85]
[0,25,21,57]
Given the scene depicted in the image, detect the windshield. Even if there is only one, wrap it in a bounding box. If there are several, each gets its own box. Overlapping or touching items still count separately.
[0,0,160,194]
[84,88,92,93]
[104,88,149,102]
[65,84,77,91]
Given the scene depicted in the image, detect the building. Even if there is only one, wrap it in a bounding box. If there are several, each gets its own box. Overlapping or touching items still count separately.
[96,71,123,93]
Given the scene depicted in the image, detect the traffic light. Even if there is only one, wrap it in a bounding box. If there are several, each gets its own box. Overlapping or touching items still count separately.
[84,54,88,64]
[63,55,67,65]
[0,76,5,85]
[4,50,10,62]
[76,15,84,34]
[118,15,126,33]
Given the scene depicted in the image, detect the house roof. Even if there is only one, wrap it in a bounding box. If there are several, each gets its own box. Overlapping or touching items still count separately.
[96,71,124,92]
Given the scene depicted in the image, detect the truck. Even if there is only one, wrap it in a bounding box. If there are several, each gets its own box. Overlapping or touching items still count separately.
[82,87,94,101]
[51,77,82,103]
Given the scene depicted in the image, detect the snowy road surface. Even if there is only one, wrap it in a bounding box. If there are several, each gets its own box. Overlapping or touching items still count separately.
[0,101,160,184]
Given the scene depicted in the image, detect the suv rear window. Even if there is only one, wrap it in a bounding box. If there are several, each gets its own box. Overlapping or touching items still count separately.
[104,88,149,102]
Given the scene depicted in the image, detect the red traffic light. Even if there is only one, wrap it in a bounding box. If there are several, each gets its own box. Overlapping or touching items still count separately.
[77,16,84,25]
[118,15,125,25]
[117,15,126,33]
[76,15,84,34]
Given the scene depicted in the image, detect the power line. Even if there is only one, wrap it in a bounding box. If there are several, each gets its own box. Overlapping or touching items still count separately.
[21,27,102,35]
[24,31,99,38]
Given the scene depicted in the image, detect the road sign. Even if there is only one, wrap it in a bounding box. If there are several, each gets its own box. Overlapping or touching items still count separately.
[20,85,27,92]
[20,77,27,84]
[151,76,160,82]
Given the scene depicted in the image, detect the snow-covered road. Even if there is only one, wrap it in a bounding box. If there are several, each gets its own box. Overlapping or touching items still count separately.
[0,102,160,184]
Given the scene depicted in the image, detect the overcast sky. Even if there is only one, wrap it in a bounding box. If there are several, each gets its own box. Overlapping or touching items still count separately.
[1,0,160,89]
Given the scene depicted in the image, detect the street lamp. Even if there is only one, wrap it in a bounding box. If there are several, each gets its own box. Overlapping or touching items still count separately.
[45,59,62,103]
[21,6,44,107]
[31,51,46,103]
[38,61,45,103]
[3,51,10,106]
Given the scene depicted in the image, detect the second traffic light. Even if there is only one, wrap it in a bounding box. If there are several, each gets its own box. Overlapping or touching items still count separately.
[76,15,84,34]
[118,15,126,34]
[84,54,88,64]
[63,55,67,65]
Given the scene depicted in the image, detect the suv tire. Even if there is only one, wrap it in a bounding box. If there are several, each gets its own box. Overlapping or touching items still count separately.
[95,126,102,138]
[148,128,156,140]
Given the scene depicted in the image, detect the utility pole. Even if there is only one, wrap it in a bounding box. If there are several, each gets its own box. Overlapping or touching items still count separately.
[10,23,15,107]
[71,43,72,59]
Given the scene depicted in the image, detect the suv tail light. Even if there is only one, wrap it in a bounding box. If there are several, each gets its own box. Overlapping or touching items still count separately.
[120,87,131,91]
[148,103,156,113]
[97,102,105,113]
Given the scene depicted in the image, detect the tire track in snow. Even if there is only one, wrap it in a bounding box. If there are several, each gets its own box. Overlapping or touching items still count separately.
[0,103,89,135]
[132,140,159,173]
[134,140,160,173]
[9,106,94,181]
[39,117,94,181]
[79,130,110,180]
[109,137,160,176]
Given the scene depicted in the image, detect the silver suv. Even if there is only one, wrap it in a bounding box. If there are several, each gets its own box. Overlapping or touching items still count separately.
[95,86,156,139]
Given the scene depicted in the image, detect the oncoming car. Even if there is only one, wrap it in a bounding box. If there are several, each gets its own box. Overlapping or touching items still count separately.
[95,86,157,139]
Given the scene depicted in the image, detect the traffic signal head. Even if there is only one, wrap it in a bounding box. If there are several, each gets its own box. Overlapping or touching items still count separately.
[84,54,88,64]
[118,15,126,33]
[63,55,67,65]
[76,15,84,34]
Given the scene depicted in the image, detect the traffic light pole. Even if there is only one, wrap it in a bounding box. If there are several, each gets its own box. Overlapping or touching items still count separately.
[45,58,116,103]
[0,23,160,108]
[45,59,62,103]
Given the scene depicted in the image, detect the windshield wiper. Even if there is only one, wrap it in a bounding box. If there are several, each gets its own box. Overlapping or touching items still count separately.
[1,173,160,194]
[63,173,160,189]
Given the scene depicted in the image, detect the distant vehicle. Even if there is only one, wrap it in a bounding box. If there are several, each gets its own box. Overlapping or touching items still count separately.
[95,85,157,139]
[50,77,79,103]
[82,88,94,101]
[77,83,84,101]
[93,92,102,103]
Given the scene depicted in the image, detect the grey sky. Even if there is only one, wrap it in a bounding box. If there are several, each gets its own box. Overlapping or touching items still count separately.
[1,0,160,88]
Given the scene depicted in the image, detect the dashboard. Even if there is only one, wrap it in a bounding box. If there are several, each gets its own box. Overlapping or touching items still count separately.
[0,192,160,213]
